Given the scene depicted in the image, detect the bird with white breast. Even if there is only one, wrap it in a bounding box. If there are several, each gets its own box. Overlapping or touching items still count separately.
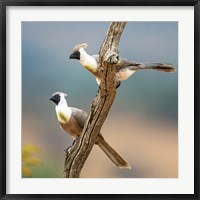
[50,92,131,169]
[69,43,175,85]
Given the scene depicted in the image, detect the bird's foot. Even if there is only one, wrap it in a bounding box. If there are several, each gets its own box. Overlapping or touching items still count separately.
[64,137,80,156]
[116,81,121,88]
[115,76,121,89]
[64,145,73,156]
[72,137,80,146]
[106,54,119,64]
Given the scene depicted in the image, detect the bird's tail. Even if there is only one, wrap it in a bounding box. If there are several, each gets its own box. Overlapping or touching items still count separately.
[129,62,175,73]
[96,134,131,169]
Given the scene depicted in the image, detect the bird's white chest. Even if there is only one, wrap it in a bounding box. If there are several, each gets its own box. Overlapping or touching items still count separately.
[55,106,72,124]
[80,56,97,73]
[117,68,136,80]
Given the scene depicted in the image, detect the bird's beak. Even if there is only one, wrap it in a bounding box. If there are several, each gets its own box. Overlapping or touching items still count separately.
[69,51,80,60]
[49,96,56,103]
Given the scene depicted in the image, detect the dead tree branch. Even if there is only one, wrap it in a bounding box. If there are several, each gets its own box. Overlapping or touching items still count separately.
[64,22,127,178]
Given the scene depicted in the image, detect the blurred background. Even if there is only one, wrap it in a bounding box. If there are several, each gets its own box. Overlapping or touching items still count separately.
[22,22,178,178]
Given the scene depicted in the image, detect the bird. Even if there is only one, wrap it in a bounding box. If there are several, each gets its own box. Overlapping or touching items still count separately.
[50,92,131,169]
[69,43,175,85]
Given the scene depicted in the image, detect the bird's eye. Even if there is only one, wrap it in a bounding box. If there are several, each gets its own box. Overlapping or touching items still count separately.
[75,51,80,55]
[54,94,60,99]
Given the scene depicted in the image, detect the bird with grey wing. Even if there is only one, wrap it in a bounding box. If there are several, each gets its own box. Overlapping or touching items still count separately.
[50,92,131,169]
[69,43,175,85]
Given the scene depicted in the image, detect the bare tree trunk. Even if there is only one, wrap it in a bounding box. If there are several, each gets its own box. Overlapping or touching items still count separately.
[64,22,127,178]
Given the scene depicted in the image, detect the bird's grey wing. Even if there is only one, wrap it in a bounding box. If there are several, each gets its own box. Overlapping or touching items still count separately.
[92,55,134,67]
[116,57,140,71]
[71,107,88,128]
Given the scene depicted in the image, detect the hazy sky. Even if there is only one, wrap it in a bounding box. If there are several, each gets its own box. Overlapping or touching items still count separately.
[22,22,178,178]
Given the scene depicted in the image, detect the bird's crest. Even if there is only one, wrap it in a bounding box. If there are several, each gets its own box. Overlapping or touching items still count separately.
[52,92,68,97]
[73,43,88,52]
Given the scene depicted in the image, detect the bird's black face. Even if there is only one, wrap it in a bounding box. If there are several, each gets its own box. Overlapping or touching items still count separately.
[69,51,80,60]
[49,94,60,105]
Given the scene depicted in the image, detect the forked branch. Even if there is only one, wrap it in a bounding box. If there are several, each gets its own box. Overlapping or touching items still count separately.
[64,22,127,178]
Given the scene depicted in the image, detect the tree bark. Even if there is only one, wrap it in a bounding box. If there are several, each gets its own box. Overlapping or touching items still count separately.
[64,22,127,178]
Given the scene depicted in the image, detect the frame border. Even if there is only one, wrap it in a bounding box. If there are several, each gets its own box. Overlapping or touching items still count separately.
[0,0,199,199]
